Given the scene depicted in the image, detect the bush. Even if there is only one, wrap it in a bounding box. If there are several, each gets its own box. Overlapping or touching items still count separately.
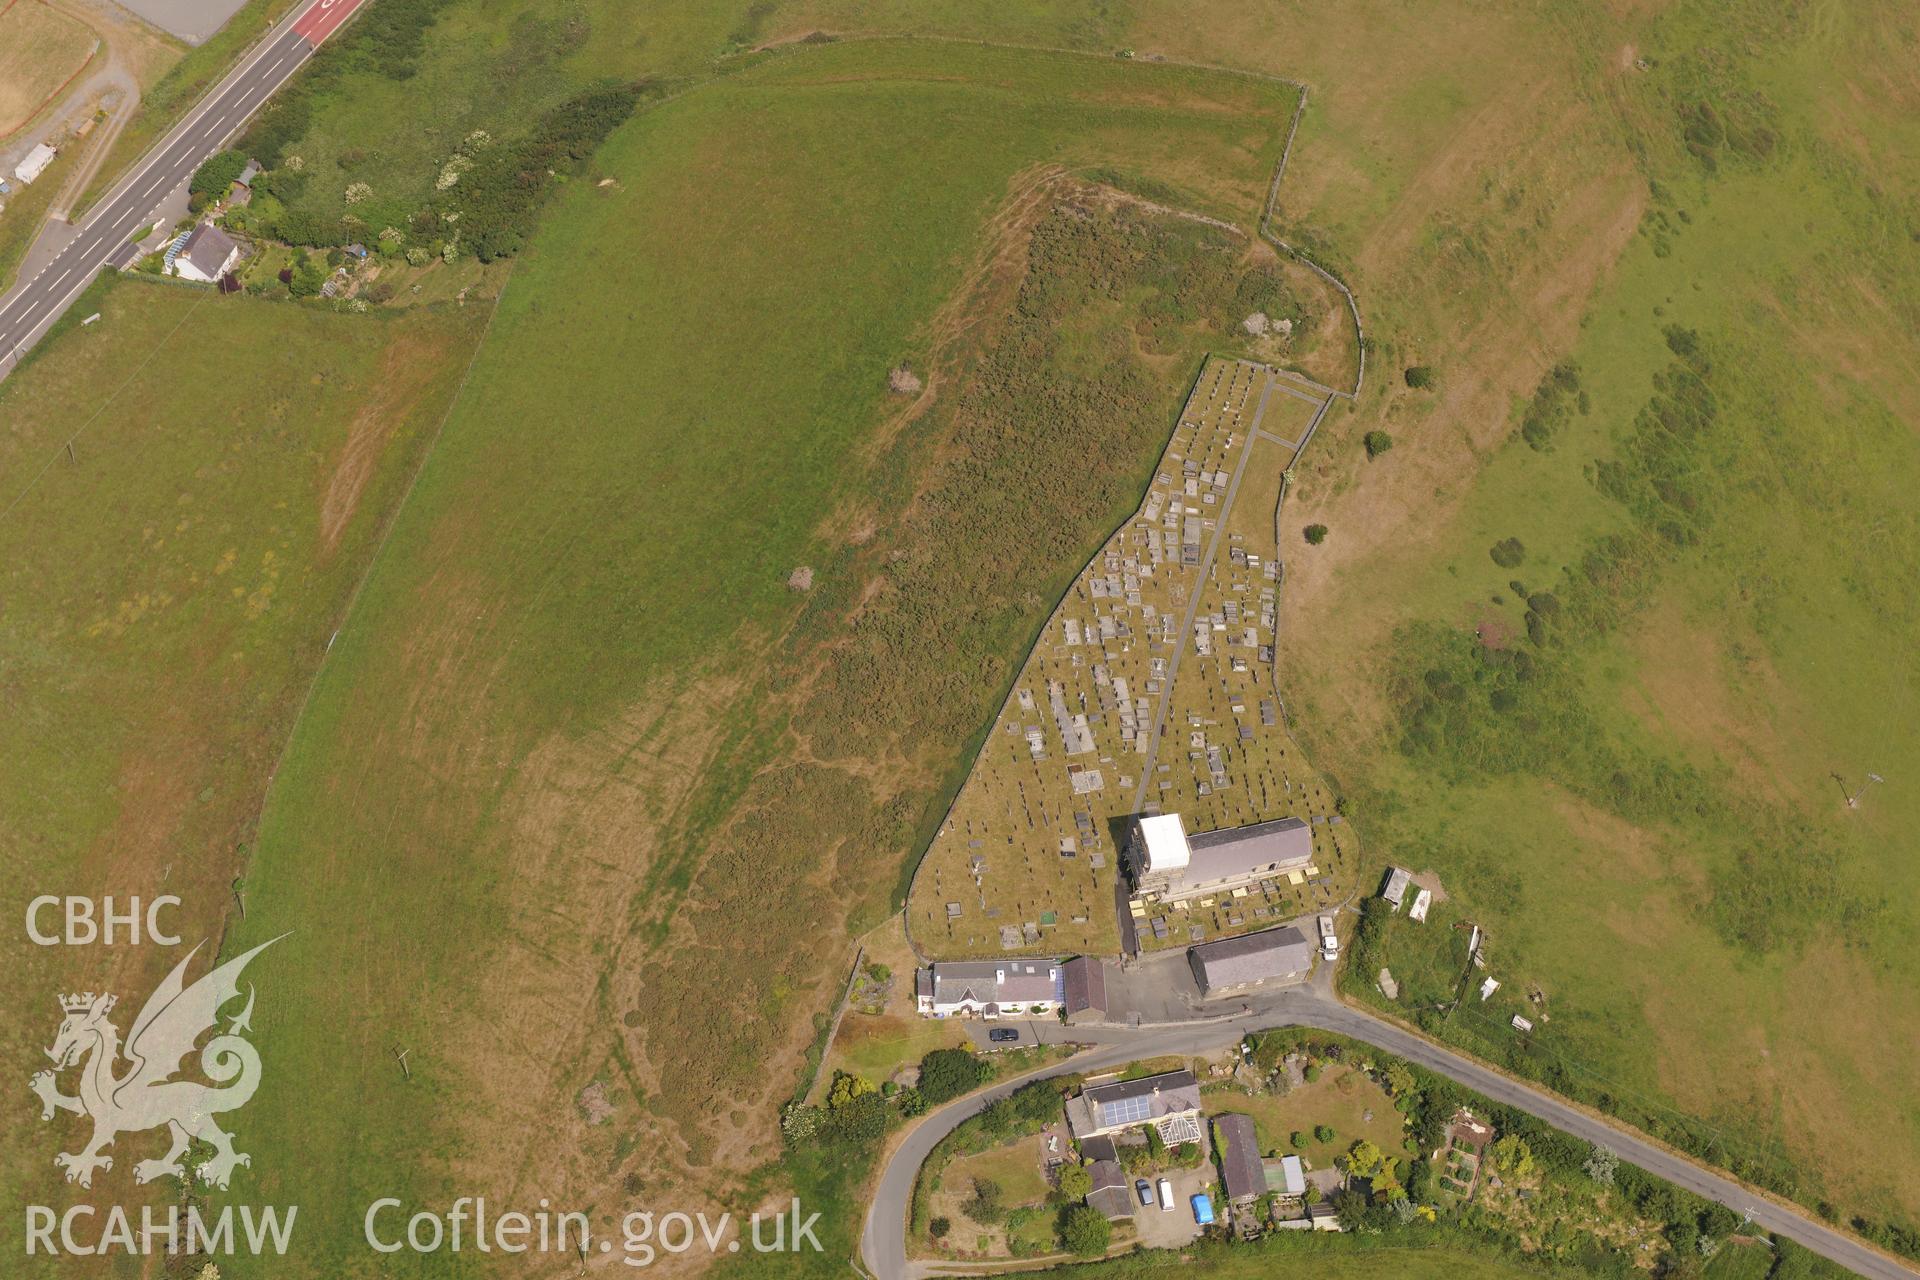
[1363,430,1393,459]
[963,1178,1006,1226]
[1056,1162,1092,1200]
[1489,537,1526,568]
[928,1216,950,1239]
[1303,524,1328,545]
[1058,1204,1111,1258]
[443,84,650,261]
[1314,1124,1335,1143]
[917,1048,990,1107]
[1404,365,1434,389]
[818,1092,889,1148]
[1290,1131,1307,1149]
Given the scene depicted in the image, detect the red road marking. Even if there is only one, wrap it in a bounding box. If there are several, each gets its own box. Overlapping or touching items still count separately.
[293,0,362,45]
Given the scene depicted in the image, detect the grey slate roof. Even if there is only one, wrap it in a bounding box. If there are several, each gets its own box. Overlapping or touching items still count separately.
[1062,955,1107,1016]
[1182,815,1313,885]
[925,960,1058,1007]
[1082,1069,1201,1128]
[1086,1159,1133,1220]
[1189,925,1314,992]
[1213,1113,1264,1202]
[178,223,238,279]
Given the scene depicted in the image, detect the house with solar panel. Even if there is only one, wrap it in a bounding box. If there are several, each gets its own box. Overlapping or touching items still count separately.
[1065,1069,1203,1145]
[914,960,1062,1019]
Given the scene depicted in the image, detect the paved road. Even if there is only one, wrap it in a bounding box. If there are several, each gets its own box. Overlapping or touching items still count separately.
[862,987,1918,1280]
[0,0,365,381]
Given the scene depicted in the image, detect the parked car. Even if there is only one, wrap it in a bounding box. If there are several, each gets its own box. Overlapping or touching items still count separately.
[1156,1178,1175,1211]
[987,1027,1020,1043]
[1135,1179,1154,1207]
[1190,1192,1215,1225]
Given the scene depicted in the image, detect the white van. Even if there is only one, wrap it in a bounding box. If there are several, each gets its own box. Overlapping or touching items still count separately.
[1156,1177,1175,1211]
[1319,914,1339,958]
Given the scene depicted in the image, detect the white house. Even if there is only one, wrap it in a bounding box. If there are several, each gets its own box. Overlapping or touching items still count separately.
[915,960,1060,1019]
[172,222,241,283]
[13,143,57,186]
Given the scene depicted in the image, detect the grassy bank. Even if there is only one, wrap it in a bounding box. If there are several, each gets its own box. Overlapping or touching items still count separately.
[0,273,488,1267]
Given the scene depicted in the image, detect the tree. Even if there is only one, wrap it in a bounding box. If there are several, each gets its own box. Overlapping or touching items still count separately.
[1173,1141,1201,1168]
[963,1178,1007,1225]
[917,1048,990,1106]
[1490,1135,1536,1181]
[1289,1131,1308,1150]
[188,150,248,212]
[1314,1124,1335,1143]
[1058,1204,1111,1258]
[1303,524,1328,545]
[1404,365,1435,389]
[827,1071,877,1109]
[1144,1124,1167,1163]
[1344,1140,1386,1179]
[1056,1162,1093,1200]
[1381,1062,1416,1099]
[979,1096,1015,1138]
[928,1216,950,1239]
[1584,1144,1619,1186]
[897,1086,927,1117]
[1363,430,1394,459]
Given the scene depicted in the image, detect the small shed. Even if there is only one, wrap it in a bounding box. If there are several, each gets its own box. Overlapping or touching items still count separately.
[1380,866,1412,909]
[13,143,57,186]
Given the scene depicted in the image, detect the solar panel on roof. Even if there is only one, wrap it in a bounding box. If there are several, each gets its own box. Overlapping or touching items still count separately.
[1099,1093,1152,1127]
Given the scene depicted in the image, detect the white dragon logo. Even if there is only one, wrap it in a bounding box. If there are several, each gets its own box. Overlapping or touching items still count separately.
[29,935,284,1190]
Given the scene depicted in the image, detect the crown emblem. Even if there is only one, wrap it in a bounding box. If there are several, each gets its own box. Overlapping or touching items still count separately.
[59,992,115,1015]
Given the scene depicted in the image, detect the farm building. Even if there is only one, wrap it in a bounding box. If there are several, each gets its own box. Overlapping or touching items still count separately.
[914,960,1060,1018]
[1212,1113,1265,1204]
[1066,1069,1202,1141]
[1188,924,1315,995]
[1061,955,1109,1023]
[13,143,57,186]
[172,222,241,283]
[1129,811,1314,905]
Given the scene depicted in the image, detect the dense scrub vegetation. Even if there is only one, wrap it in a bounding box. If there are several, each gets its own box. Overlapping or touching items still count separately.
[233,0,642,261]
[1372,325,1898,1242]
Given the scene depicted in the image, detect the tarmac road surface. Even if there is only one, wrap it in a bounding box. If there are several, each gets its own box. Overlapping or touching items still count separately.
[861,986,1919,1280]
[0,0,366,383]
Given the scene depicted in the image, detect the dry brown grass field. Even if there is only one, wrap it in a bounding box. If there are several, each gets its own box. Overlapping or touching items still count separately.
[0,0,95,138]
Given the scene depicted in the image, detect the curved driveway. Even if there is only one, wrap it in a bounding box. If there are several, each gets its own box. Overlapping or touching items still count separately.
[861,989,1918,1280]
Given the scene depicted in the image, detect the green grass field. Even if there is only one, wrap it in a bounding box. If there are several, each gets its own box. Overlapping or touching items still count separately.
[1286,0,1920,1245]
[0,273,487,1254]
[1207,1065,1410,1170]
